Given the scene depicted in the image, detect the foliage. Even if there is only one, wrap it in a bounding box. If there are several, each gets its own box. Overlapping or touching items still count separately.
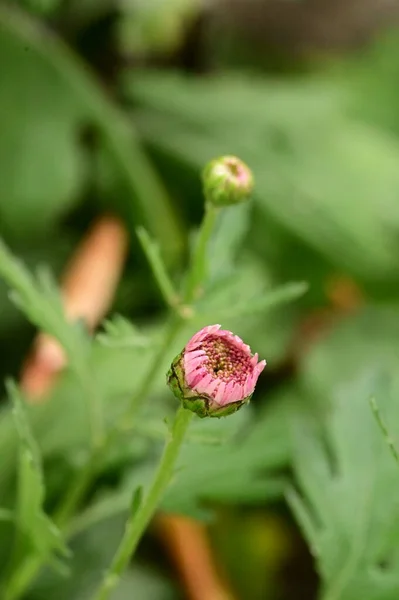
[1,1,399,599]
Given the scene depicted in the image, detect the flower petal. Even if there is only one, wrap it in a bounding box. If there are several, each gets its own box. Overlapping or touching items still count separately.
[187,367,208,387]
[185,349,206,360]
[214,381,227,405]
[202,378,219,398]
[185,355,207,374]
[220,380,236,405]
[194,373,214,392]
[255,360,266,376]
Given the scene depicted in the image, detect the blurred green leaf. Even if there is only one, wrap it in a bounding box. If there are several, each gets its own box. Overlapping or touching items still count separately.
[198,279,307,321]
[370,397,399,467]
[288,307,399,600]
[31,515,176,600]
[0,13,87,239]
[0,509,13,522]
[96,315,150,350]
[289,372,399,600]
[5,383,69,596]
[0,5,183,261]
[0,239,90,368]
[15,0,61,16]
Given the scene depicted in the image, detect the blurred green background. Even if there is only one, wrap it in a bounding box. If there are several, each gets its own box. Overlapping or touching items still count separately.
[3,1,399,599]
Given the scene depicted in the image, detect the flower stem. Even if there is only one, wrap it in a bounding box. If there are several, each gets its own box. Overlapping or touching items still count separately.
[184,203,219,302]
[92,406,193,600]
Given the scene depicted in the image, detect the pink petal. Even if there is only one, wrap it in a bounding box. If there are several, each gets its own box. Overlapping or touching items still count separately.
[222,380,236,404]
[185,355,206,374]
[231,383,244,403]
[202,378,219,398]
[234,334,251,353]
[214,381,226,405]
[187,367,208,387]
[244,375,255,397]
[255,360,266,376]
[185,349,206,360]
[186,324,221,350]
[194,373,214,392]
[251,353,259,367]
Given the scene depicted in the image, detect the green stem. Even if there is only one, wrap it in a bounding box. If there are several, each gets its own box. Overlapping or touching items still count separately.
[184,203,219,302]
[92,407,193,600]
[136,227,179,310]
[370,397,399,465]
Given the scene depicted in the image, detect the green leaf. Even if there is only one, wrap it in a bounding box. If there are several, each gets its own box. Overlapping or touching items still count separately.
[0,10,87,239]
[370,397,399,467]
[96,315,150,350]
[290,373,399,600]
[7,382,70,588]
[0,509,13,523]
[0,5,182,261]
[198,279,308,321]
[288,308,399,600]
[31,515,177,600]
[0,239,90,368]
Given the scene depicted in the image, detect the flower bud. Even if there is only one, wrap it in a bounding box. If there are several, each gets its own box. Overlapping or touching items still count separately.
[202,156,254,207]
[167,324,266,418]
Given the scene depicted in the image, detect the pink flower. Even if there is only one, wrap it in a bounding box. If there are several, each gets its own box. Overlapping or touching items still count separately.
[167,325,266,418]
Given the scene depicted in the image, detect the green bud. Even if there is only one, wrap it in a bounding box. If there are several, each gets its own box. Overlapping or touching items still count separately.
[202,155,254,207]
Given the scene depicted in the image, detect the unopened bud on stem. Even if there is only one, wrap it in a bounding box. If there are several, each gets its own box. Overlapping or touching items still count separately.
[202,156,254,207]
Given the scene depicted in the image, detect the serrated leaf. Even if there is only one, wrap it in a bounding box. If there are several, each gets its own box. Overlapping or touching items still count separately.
[290,373,399,600]
[198,279,307,320]
[17,448,69,559]
[0,240,89,367]
[96,315,150,350]
[7,383,70,582]
[32,515,177,600]
[288,307,399,600]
